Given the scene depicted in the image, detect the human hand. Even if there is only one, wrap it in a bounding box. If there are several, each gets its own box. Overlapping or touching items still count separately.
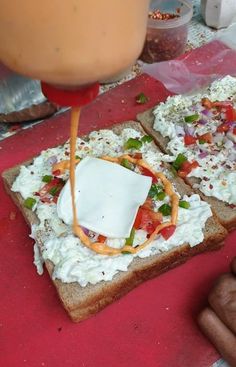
[198,257,236,367]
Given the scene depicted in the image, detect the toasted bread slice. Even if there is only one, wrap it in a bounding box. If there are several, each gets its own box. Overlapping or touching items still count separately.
[2,121,227,322]
[137,109,236,231]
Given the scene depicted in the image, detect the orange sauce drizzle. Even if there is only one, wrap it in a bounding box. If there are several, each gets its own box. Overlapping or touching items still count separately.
[56,108,179,256]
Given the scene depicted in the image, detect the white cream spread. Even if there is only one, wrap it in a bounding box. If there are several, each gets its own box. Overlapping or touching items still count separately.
[153,76,236,204]
[12,128,212,286]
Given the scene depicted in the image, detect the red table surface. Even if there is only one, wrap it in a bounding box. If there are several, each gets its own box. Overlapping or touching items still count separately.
[1,46,236,367]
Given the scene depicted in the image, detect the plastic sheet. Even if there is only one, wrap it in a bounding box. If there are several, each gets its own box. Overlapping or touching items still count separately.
[142,23,236,94]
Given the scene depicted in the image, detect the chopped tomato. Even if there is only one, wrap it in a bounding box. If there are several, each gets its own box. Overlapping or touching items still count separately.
[140,166,157,183]
[142,197,153,211]
[217,123,230,133]
[38,177,64,203]
[98,235,107,243]
[233,128,236,135]
[197,132,213,144]
[178,160,199,178]
[52,169,61,176]
[160,225,176,240]
[134,208,161,234]
[184,135,197,146]
[225,106,236,122]
[132,153,143,160]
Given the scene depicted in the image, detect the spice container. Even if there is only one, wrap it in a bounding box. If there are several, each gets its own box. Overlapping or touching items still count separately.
[140,0,193,63]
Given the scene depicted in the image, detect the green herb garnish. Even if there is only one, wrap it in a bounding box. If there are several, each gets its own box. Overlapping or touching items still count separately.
[49,186,59,196]
[179,200,190,209]
[172,153,187,171]
[135,92,149,104]
[156,191,166,201]
[198,139,205,145]
[121,158,133,170]
[158,203,172,216]
[141,135,153,143]
[24,197,36,210]
[184,114,200,123]
[124,138,142,150]
[148,184,163,198]
[42,175,53,183]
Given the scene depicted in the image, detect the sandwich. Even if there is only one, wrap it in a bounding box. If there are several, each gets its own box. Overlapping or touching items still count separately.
[137,76,236,231]
[2,121,227,322]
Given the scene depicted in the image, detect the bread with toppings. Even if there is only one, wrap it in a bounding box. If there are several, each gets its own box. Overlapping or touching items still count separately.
[137,77,236,231]
[2,121,227,322]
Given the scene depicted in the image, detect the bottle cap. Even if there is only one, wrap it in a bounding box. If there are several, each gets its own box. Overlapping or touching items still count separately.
[41,82,100,107]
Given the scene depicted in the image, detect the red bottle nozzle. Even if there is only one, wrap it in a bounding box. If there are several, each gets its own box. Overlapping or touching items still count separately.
[41,82,100,107]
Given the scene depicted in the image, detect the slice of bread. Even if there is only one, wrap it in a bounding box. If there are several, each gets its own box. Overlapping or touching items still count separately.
[2,121,227,322]
[137,109,236,231]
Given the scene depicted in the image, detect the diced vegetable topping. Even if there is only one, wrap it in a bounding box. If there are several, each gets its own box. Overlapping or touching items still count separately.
[134,207,161,234]
[217,123,230,133]
[42,175,53,183]
[124,138,142,150]
[120,158,133,170]
[158,203,172,216]
[24,197,36,210]
[184,135,197,146]
[135,92,149,104]
[49,186,60,196]
[178,160,199,178]
[197,133,213,144]
[179,200,190,209]
[148,184,166,200]
[98,234,107,243]
[172,153,187,171]
[141,135,153,143]
[184,114,200,123]
[125,228,136,246]
[160,225,176,240]
[140,166,157,183]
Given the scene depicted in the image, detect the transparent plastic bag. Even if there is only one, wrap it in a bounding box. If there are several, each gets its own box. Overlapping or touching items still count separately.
[141,23,236,94]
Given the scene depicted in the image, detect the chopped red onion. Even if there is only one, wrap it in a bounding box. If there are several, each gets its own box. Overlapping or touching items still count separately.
[81,226,89,236]
[202,109,210,116]
[198,152,208,159]
[47,155,58,165]
[198,119,208,125]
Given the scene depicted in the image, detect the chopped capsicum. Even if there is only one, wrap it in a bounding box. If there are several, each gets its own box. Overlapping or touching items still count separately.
[124,138,142,150]
[24,197,36,210]
[179,200,190,209]
[184,114,200,123]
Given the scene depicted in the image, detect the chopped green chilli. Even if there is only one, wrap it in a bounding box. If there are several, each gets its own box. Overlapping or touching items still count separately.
[179,200,190,209]
[49,186,59,196]
[24,197,36,210]
[125,228,135,246]
[172,153,187,171]
[141,135,153,143]
[124,138,142,150]
[148,184,163,199]
[158,203,172,216]
[156,191,166,201]
[121,158,132,170]
[198,139,206,145]
[42,175,53,183]
[135,92,149,104]
[184,114,200,123]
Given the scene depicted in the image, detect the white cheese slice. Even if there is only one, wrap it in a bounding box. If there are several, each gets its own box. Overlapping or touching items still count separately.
[57,157,152,238]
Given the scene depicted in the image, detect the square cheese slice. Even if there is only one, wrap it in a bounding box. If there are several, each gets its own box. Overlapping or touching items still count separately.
[57,157,152,238]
